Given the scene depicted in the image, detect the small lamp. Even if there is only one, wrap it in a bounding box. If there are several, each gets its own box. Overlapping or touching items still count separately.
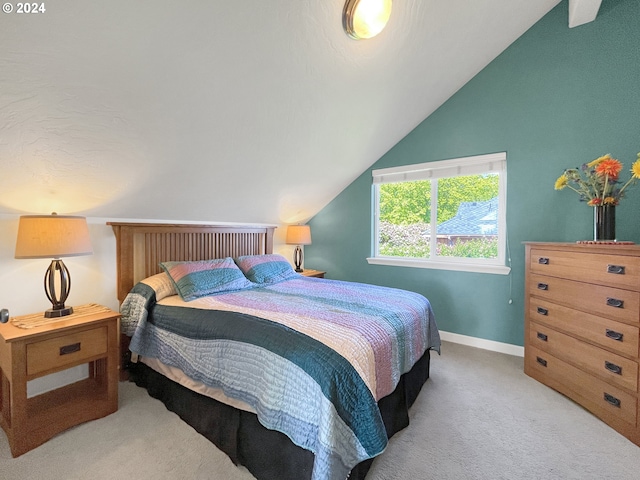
[343,0,393,40]
[15,213,93,318]
[286,225,312,273]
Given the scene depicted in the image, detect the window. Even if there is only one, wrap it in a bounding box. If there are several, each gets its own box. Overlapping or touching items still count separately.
[368,152,510,275]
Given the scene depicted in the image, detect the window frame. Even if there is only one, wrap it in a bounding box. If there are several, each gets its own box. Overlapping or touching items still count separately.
[368,152,510,275]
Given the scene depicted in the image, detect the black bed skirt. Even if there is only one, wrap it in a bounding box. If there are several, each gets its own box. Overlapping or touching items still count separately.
[130,350,431,480]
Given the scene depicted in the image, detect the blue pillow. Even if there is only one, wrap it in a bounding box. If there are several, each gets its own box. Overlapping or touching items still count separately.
[160,257,254,301]
[234,254,299,285]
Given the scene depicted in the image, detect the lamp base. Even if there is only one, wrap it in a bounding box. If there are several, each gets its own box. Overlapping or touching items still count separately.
[293,245,304,273]
[44,306,74,318]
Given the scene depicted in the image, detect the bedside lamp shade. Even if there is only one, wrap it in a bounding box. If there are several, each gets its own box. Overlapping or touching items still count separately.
[15,213,93,318]
[15,215,93,259]
[286,225,312,273]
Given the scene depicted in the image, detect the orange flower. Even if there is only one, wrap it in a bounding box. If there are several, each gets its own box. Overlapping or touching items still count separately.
[603,196,617,205]
[595,158,623,180]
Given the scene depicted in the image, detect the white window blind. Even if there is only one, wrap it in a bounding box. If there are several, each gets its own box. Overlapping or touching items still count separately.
[372,152,507,184]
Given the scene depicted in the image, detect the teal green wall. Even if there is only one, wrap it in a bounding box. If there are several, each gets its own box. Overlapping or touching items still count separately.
[305,0,640,347]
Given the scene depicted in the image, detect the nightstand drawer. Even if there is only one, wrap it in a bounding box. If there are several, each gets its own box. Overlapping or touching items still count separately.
[27,326,108,377]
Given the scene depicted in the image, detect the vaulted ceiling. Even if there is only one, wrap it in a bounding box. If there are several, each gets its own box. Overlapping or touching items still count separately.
[1,0,570,225]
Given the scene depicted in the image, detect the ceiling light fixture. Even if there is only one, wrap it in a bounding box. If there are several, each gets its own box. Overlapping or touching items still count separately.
[343,0,393,40]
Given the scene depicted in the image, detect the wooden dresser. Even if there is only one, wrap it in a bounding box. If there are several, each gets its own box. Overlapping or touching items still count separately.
[524,242,640,446]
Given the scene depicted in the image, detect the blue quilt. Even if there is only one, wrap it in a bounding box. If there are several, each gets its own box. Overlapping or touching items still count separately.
[121,275,440,480]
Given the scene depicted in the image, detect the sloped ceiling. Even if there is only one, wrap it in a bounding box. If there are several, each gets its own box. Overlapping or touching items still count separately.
[0,0,562,225]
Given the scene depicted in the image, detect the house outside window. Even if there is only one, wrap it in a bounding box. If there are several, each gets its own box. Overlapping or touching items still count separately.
[368,152,510,275]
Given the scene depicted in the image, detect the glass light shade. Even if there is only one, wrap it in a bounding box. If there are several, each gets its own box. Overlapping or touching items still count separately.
[343,0,392,40]
[15,214,93,259]
[286,225,312,245]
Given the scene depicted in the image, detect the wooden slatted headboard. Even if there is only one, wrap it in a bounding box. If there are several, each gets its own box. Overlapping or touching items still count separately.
[108,222,276,303]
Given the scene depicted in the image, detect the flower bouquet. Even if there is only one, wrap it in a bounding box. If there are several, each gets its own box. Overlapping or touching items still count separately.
[555,153,640,240]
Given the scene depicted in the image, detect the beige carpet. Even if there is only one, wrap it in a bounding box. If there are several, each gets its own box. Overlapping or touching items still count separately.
[1,341,639,479]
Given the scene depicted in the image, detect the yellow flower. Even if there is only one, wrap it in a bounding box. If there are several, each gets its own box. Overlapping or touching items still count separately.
[587,154,611,168]
[557,152,639,203]
[631,158,640,179]
[554,174,568,190]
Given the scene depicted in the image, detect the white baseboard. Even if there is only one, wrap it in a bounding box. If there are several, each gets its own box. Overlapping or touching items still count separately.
[439,330,524,357]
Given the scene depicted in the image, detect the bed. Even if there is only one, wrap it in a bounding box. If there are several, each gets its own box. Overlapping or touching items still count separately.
[109,222,440,480]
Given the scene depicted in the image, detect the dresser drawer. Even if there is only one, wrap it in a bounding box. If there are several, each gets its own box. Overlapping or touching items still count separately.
[530,322,638,392]
[527,345,637,426]
[528,298,639,358]
[530,248,640,290]
[530,273,640,325]
[26,326,108,377]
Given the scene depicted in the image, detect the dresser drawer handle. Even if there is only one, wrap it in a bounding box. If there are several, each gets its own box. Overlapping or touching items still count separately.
[604,361,622,375]
[604,393,621,408]
[536,307,548,316]
[607,264,625,275]
[60,342,81,356]
[537,283,548,290]
[536,332,548,341]
[538,257,549,265]
[536,356,547,367]
[605,329,624,342]
[606,297,624,308]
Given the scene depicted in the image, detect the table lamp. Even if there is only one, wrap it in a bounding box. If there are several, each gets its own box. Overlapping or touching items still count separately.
[286,225,312,273]
[15,213,93,318]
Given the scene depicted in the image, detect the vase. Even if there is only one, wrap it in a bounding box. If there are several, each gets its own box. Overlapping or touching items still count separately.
[594,205,616,241]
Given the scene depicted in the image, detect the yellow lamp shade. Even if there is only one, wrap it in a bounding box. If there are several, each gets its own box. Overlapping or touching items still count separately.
[15,214,93,259]
[286,225,312,245]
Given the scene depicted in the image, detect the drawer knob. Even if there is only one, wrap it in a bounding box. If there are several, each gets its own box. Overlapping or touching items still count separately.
[536,307,548,316]
[536,356,548,367]
[607,264,625,275]
[538,257,549,265]
[60,342,81,356]
[604,393,621,408]
[537,283,548,290]
[606,297,624,309]
[605,329,624,342]
[537,332,548,342]
[604,361,622,375]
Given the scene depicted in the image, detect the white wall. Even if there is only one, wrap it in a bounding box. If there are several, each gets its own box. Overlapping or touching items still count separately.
[1,214,299,395]
[1,216,117,316]
[0,1,561,227]
[0,214,296,318]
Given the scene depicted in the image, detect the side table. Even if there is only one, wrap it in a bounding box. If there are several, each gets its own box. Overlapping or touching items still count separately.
[300,269,326,278]
[0,304,120,457]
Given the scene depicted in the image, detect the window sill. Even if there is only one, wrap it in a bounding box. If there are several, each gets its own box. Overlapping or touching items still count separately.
[366,256,511,275]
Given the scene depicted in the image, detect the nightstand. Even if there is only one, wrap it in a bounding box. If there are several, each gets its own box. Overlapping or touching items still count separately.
[0,304,120,457]
[300,269,326,278]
